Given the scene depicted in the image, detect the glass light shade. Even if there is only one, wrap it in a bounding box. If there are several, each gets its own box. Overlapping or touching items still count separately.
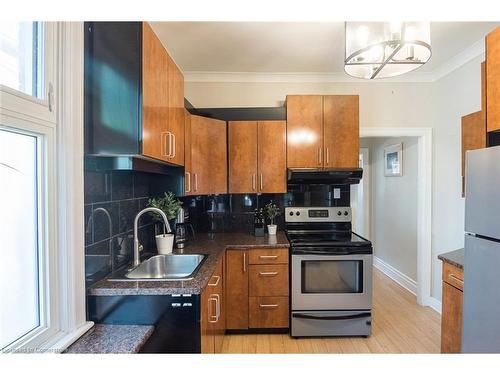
[344,22,431,79]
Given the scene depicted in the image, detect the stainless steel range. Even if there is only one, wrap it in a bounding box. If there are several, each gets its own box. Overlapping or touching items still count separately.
[286,206,373,337]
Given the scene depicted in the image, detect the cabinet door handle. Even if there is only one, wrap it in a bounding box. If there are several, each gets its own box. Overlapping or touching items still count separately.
[326,147,330,165]
[259,304,279,309]
[259,255,278,260]
[243,252,246,272]
[185,172,191,193]
[448,274,464,286]
[259,271,278,277]
[208,295,218,323]
[161,132,169,157]
[208,275,220,287]
[172,133,176,158]
[318,147,323,165]
[252,174,256,191]
[260,173,263,191]
[194,173,198,192]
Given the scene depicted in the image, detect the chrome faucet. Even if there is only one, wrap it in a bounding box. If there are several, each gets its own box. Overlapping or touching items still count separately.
[133,207,171,267]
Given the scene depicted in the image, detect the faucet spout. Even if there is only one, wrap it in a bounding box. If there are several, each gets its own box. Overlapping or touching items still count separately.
[133,207,170,267]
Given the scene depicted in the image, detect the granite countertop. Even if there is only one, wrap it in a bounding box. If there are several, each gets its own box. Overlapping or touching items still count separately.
[438,248,464,269]
[65,324,154,354]
[87,231,290,297]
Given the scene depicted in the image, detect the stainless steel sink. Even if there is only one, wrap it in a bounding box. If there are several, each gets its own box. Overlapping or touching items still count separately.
[107,254,206,281]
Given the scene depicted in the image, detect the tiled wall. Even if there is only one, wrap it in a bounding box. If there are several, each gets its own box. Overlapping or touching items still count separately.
[84,170,179,286]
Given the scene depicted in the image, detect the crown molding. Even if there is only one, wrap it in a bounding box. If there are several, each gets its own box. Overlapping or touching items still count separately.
[184,38,486,84]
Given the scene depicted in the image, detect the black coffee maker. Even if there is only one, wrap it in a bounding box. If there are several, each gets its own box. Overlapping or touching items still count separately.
[175,207,195,249]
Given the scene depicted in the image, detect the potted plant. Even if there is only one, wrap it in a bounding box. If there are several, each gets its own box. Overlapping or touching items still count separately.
[263,201,280,236]
[148,192,182,254]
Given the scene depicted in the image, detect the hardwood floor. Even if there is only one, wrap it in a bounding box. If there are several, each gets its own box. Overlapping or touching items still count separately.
[221,269,441,353]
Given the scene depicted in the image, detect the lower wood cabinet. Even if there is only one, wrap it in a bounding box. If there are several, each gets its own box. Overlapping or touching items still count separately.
[441,262,464,353]
[225,248,289,330]
[201,255,225,353]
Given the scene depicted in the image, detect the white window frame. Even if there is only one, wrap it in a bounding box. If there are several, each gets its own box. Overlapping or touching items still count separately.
[0,22,91,353]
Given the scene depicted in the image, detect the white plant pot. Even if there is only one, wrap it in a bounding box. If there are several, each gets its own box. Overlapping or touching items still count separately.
[267,224,277,236]
[156,234,174,254]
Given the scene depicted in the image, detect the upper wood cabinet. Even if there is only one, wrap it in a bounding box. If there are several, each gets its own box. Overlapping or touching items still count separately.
[228,120,286,194]
[487,27,500,132]
[286,95,359,169]
[84,22,184,166]
[189,114,227,195]
[461,111,486,197]
[184,110,192,195]
[286,95,324,168]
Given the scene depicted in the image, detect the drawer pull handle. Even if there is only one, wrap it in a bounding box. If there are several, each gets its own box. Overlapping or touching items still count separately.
[448,274,464,286]
[259,255,278,259]
[259,304,279,309]
[208,275,220,287]
[259,271,278,276]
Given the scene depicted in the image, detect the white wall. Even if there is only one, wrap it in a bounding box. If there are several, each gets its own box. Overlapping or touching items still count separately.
[185,55,484,302]
[361,137,419,281]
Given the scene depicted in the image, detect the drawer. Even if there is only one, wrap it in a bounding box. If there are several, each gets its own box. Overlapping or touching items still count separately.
[249,296,289,328]
[249,264,288,297]
[248,248,288,265]
[442,262,464,291]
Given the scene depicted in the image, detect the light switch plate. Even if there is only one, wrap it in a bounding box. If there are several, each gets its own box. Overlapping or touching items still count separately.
[333,188,341,199]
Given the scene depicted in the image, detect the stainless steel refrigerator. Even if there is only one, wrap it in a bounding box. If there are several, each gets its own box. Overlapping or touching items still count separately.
[462,145,500,353]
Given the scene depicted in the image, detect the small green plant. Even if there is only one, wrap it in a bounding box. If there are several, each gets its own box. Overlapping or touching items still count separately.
[148,192,182,223]
[263,201,281,225]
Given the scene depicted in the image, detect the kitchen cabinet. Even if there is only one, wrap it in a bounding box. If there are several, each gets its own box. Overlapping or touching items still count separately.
[184,110,192,195]
[440,262,464,353]
[225,248,289,330]
[201,256,225,354]
[487,27,500,132]
[189,114,227,195]
[461,111,486,197]
[228,120,286,193]
[286,95,359,169]
[84,22,184,166]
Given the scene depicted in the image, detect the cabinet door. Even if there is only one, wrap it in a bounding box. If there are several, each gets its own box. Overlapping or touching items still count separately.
[229,121,258,193]
[487,27,500,132]
[258,121,287,193]
[184,110,192,195]
[323,95,359,169]
[200,287,215,353]
[461,111,485,197]
[190,115,211,195]
[142,22,169,161]
[208,118,228,194]
[167,55,185,166]
[286,95,324,168]
[441,281,463,353]
[225,250,249,330]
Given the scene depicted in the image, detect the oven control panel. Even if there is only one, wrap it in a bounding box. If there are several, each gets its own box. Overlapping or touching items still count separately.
[285,207,351,223]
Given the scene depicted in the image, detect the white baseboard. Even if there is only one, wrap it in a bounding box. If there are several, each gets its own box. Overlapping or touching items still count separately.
[427,297,442,315]
[373,256,418,295]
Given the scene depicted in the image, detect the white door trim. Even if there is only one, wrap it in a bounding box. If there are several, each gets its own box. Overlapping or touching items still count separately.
[360,127,433,308]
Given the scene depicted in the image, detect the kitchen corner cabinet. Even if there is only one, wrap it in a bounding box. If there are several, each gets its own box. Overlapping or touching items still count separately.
[286,95,359,169]
[188,114,227,195]
[440,262,464,353]
[225,248,289,330]
[84,22,184,166]
[228,121,286,193]
[201,256,225,354]
[487,27,500,132]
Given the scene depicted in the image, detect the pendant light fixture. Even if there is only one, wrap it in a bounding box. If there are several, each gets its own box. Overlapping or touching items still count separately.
[344,22,431,79]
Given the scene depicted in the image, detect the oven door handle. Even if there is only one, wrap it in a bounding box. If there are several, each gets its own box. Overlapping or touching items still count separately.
[292,312,371,321]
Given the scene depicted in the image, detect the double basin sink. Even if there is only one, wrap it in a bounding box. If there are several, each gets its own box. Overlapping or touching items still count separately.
[108,254,206,282]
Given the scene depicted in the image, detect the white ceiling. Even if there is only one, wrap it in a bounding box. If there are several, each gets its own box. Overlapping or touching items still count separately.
[150,22,500,75]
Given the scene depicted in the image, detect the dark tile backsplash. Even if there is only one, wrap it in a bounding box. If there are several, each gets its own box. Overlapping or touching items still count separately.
[84,169,175,287]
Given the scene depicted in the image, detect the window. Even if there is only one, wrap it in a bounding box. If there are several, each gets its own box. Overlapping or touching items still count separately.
[0,21,56,352]
[0,22,44,98]
[0,129,41,349]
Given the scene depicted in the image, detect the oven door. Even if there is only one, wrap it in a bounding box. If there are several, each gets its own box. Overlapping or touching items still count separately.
[291,253,372,311]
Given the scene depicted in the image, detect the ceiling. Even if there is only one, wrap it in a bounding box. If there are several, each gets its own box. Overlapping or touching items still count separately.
[150,22,500,74]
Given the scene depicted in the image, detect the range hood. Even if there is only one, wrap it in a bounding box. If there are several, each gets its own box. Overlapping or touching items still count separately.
[287,168,363,185]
